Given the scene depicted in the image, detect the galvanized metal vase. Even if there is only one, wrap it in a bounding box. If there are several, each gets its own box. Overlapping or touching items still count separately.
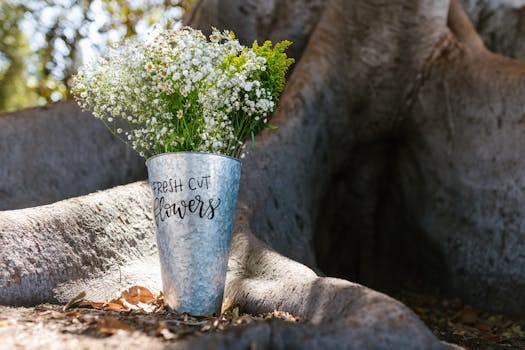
[146,152,241,315]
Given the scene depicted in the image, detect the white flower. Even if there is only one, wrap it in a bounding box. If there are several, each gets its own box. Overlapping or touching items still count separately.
[72,26,291,159]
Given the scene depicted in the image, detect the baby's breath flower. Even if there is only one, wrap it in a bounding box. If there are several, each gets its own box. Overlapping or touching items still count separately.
[71,26,294,159]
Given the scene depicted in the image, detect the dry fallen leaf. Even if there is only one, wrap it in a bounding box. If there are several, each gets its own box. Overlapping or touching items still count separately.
[78,301,106,310]
[221,296,234,313]
[54,288,304,342]
[105,301,126,311]
[98,316,134,335]
[121,285,155,305]
[63,291,86,311]
[458,307,478,325]
[71,286,161,313]
[475,323,493,332]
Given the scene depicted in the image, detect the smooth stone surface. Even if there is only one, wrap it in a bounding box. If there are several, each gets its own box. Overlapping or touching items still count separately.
[0,186,454,349]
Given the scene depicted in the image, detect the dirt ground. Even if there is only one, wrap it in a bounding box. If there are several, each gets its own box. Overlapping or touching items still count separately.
[0,301,299,350]
[397,290,525,350]
[1,288,524,350]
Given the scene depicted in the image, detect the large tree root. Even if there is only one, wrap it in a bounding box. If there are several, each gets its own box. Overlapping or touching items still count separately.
[0,182,455,349]
[0,102,146,211]
[0,181,158,304]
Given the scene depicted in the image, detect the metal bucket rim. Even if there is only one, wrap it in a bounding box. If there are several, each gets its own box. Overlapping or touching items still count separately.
[146,151,241,167]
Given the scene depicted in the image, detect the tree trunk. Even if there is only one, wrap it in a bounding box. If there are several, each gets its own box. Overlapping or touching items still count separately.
[461,0,525,59]
[186,0,525,316]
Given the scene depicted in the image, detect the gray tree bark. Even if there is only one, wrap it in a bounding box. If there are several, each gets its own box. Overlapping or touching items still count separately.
[461,0,525,58]
[0,102,145,210]
[190,0,525,313]
[187,0,525,316]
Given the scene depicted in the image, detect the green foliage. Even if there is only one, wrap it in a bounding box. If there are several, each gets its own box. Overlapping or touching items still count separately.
[251,40,295,99]
[213,38,295,156]
[221,40,295,100]
[222,40,295,141]
[162,89,205,154]
[0,0,189,113]
[0,1,40,112]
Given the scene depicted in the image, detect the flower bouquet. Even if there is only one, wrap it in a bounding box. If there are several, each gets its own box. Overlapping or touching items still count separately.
[72,26,294,315]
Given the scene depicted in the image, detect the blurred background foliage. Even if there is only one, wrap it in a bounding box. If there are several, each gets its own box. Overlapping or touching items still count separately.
[0,0,192,113]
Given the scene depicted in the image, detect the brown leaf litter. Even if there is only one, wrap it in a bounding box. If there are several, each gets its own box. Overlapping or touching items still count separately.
[397,290,525,350]
[51,285,302,341]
